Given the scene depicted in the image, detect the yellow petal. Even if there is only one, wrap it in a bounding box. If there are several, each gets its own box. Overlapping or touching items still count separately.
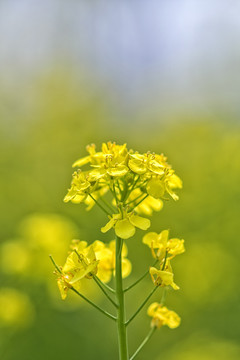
[62,252,80,273]
[57,278,68,300]
[147,302,159,316]
[147,178,165,198]
[96,268,113,283]
[128,156,147,174]
[101,217,116,233]
[129,214,151,230]
[142,232,159,247]
[63,187,78,202]
[148,160,165,175]
[72,156,91,167]
[88,168,106,181]
[122,258,132,278]
[71,193,87,204]
[115,219,136,239]
[168,174,183,189]
[107,165,128,177]
[166,185,179,201]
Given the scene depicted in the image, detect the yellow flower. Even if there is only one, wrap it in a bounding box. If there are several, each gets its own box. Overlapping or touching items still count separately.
[128,153,167,175]
[71,239,132,283]
[143,230,185,260]
[149,260,179,290]
[101,211,151,239]
[73,142,129,180]
[56,241,99,299]
[146,170,182,201]
[64,171,90,203]
[147,302,181,329]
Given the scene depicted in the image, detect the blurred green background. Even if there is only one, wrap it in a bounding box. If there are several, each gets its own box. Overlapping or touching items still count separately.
[1,1,240,359]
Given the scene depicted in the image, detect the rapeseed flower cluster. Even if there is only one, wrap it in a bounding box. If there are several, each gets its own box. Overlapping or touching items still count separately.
[51,142,184,359]
[64,142,182,239]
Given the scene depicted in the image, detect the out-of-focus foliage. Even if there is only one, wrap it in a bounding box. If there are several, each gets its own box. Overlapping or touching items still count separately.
[0,74,240,360]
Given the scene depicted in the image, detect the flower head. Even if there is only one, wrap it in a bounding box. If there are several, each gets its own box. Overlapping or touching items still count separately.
[143,230,185,260]
[147,302,181,329]
[64,142,182,212]
[54,241,99,299]
[149,259,179,290]
[71,239,132,283]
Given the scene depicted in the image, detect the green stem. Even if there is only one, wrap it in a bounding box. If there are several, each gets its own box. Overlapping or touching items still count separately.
[93,276,118,308]
[125,193,144,206]
[100,197,116,213]
[161,251,168,270]
[129,326,156,360]
[71,287,116,321]
[88,194,111,216]
[123,175,140,202]
[49,255,62,274]
[124,259,159,293]
[115,237,129,359]
[125,287,157,326]
[95,276,116,294]
[130,194,149,212]
[160,287,167,305]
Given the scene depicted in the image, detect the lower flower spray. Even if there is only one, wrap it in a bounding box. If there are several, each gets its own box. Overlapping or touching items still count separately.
[50,142,185,360]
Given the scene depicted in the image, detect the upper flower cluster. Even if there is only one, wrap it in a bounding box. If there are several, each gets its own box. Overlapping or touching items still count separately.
[64,142,182,239]
[64,142,182,205]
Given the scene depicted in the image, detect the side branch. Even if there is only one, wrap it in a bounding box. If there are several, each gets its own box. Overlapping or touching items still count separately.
[130,326,156,360]
[71,287,116,321]
[125,286,158,326]
[124,259,159,293]
[93,276,118,308]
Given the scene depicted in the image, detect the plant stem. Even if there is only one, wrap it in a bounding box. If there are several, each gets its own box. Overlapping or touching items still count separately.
[130,194,149,212]
[161,251,168,270]
[115,236,129,359]
[124,259,159,293]
[100,197,116,213]
[93,276,118,308]
[129,326,156,360]
[95,276,116,294]
[88,194,111,216]
[125,286,157,326]
[71,287,116,321]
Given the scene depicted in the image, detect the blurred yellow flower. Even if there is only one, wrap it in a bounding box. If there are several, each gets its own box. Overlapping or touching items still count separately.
[0,288,35,328]
[147,302,180,329]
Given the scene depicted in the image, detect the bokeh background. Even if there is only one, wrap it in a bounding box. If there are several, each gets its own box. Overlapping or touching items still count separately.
[1,1,240,359]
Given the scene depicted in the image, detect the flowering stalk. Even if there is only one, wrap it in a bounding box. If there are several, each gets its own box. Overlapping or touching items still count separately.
[51,142,185,359]
[115,236,129,360]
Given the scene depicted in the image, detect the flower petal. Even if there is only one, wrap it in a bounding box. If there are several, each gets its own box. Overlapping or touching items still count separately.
[72,156,91,168]
[115,219,136,239]
[142,232,159,247]
[147,178,165,199]
[107,165,128,177]
[101,217,116,233]
[129,214,151,230]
